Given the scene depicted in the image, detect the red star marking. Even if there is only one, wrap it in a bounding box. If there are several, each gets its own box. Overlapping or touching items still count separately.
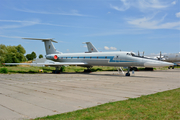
[91,48,93,51]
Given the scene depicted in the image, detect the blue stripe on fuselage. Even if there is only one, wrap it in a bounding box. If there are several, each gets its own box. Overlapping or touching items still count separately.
[58,56,134,63]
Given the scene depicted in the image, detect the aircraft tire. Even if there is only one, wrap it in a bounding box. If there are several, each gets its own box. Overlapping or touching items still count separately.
[168,66,171,69]
[172,66,174,69]
[84,69,91,72]
[125,73,130,76]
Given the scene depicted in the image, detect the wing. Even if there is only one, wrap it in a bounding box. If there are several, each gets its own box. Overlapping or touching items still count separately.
[2,62,87,66]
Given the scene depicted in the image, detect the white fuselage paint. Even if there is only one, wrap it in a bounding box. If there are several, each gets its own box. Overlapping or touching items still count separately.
[164,53,180,65]
[46,51,174,67]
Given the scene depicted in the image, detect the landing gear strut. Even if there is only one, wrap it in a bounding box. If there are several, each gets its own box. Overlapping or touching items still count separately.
[52,66,61,74]
[125,67,130,76]
[168,66,175,69]
[84,66,92,72]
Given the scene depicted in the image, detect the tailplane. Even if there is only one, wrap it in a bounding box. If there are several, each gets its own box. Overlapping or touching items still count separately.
[22,38,61,55]
[83,42,99,52]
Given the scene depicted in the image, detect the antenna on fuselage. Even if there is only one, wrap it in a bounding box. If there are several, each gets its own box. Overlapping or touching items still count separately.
[138,51,140,56]
[142,51,144,57]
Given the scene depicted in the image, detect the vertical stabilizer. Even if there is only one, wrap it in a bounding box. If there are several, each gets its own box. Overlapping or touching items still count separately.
[83,42,99,52]
[22,38,61,55]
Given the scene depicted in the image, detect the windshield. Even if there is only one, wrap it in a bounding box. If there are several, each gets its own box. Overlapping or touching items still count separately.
[131,53,135,56]
[126,52,136,56]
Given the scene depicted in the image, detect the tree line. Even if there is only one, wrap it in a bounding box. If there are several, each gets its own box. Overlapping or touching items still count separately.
[0,44,43,65]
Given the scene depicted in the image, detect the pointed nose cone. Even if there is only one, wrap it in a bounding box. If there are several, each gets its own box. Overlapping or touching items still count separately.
[144,61,174,67]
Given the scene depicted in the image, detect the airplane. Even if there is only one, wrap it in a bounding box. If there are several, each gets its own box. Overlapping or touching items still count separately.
[85,42,180,69]
[154,52,180,69]
[3,38,174,76]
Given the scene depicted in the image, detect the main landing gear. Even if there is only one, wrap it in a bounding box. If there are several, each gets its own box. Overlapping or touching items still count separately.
[168,66,174,69]
[125,67,130,76]
[84,66,92,72]
[52,67,61,73]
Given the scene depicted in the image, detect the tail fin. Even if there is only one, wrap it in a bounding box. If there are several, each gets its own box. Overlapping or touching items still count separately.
[83,42,99,52]
[22,38,61,55]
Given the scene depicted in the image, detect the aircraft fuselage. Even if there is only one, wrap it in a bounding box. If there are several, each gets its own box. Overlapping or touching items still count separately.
[46,51,173,67]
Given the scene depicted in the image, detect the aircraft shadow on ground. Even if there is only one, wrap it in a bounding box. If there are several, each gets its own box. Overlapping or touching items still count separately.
[56,72,157,78]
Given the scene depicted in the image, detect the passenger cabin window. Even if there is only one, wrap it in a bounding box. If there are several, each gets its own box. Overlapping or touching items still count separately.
[90,57,92,59]
[105,56,107,59]
[84,57,85,59]
[97,56,98,59]
[77,57,79,59]
[66,57,67,59]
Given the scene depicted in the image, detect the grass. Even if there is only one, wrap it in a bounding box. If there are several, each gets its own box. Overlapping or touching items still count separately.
[35,88,180,120]
[0,67,8,73]
[0,65,179,74]
[0,66,55,74]
[0,66,116,74]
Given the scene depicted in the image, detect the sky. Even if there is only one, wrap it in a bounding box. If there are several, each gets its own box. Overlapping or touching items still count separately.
[0,0,180,57]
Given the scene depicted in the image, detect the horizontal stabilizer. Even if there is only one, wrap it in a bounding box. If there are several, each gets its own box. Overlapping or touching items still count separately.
[22,38,60,54]
[22,38,58,43]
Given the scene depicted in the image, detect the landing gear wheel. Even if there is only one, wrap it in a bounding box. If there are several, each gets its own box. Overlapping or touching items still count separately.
[125,73,130,76]
[84,69,91,72]
[168,66,171,69]
[172,66,174,69]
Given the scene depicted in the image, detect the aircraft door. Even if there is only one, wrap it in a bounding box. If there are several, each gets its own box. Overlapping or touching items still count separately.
[115,55,120,62]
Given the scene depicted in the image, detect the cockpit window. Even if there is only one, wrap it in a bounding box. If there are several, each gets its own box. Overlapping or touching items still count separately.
[127,53,135,56]
[131,53,135,56]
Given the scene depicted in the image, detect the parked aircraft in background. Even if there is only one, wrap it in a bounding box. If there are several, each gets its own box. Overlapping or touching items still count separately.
[83,42,98,52]
[3,38,174,76]
[154,52,180,69]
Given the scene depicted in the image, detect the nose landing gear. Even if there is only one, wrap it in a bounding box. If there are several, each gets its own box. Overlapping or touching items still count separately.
[125,67,130,76]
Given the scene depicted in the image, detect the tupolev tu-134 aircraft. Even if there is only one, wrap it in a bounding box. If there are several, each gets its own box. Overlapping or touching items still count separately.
[3,38,174,76]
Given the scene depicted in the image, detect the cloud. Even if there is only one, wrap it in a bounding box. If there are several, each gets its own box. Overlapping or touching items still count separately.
[13,8,87,17]
[171,1,176,4]
[0,19,40,29]
[104,46,117,50]
[0,19,91,29]
[127,15,180,30]
[84,28,149,37]
[110,47,117,50]
[110,0,170,12]
[104,46,109,50]
[176,12,180,18]
[0,34,23,38]
[110,0,130,11]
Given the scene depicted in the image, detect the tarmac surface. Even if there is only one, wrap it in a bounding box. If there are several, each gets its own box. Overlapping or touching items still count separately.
[0,69,180,120]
